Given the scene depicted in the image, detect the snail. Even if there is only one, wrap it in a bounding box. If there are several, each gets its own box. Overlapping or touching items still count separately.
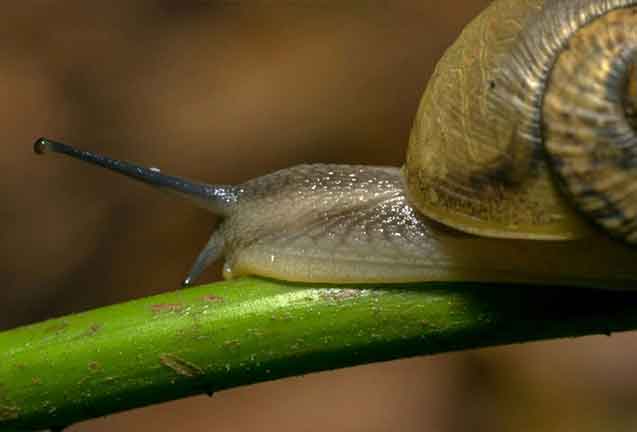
[35,0,637,289]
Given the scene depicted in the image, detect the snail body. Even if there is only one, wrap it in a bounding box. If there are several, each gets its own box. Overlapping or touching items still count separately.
[36,0,637,288]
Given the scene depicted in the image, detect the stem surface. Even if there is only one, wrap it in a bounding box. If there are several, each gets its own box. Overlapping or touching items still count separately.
[1,277,637,431]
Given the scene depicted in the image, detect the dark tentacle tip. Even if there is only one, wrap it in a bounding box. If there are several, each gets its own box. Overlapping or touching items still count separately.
[34,137,51,155]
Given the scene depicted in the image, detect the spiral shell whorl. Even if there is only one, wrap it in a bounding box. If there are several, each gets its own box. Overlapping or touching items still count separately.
[542,7,637,243]
[406,0,598,240]
[406,0,637,243]
[493,0,637,154]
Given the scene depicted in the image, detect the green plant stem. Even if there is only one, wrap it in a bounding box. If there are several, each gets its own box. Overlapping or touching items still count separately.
[1,277,637,431]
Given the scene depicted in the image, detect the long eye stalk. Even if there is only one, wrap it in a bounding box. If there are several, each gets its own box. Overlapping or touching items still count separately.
[34,137,237,216]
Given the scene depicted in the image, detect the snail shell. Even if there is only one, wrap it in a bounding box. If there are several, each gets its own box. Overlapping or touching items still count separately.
[406,0,637,243]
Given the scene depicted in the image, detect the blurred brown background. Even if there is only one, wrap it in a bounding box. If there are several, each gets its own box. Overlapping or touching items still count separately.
[3,1,637,431]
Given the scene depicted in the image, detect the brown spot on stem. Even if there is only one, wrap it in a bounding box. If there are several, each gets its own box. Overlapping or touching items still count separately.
[0,404,19,421]
[202,294,224,303]
[44,321,69,334]
[88,361,101,372]
[151,303,184,314]
[31,377,42,385]
[83,323,102,337]
[159,354,204,378]
[223,340,241,349]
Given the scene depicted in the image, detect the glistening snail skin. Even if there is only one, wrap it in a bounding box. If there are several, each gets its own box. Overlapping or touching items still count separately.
[35,0,637,288]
